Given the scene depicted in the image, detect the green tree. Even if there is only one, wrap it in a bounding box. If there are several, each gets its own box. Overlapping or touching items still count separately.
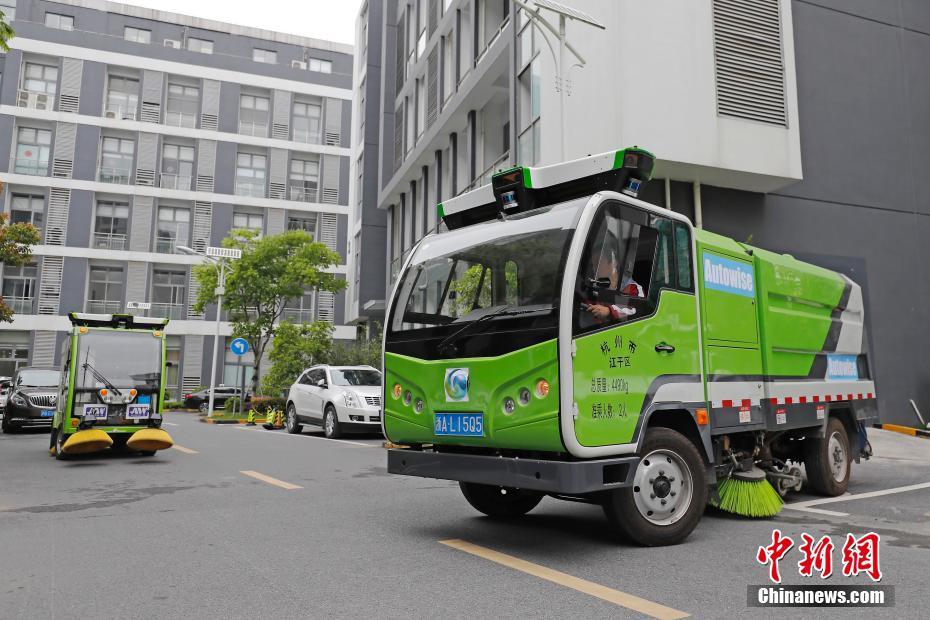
[330,323,383,369]
[447,263,518,317]
[192,229,345,395]
[262,320,334,396]
[0,185,41,323]
[0,7,14,52]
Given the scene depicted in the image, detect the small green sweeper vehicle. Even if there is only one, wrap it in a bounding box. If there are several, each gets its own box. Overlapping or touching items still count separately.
[383,147,877,546]
[49,313,175,459]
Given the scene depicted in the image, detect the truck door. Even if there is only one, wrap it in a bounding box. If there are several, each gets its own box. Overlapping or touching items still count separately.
[569,200,702,449]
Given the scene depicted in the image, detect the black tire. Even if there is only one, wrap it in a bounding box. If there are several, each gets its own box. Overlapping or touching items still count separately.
[323,405,342,439]
[54,427,70,461]
[804,417,850,496]
[285,404,303,435]
[459,482,544,518]
[602,427,707,547]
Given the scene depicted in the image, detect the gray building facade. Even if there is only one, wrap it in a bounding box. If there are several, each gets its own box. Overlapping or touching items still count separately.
[0,0,355,397]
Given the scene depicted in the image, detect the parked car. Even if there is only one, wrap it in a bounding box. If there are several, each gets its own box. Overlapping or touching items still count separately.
[2,367,62,433]
[286,365,382,438]
[182,386,247,412]
[0,377,12,411]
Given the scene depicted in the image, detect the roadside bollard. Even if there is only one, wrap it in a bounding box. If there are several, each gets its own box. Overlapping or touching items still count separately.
[261,408,275,430]
[275,409,285,429]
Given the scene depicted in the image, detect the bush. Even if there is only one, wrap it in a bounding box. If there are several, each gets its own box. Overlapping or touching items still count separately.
[247,396,288,415]
[163,400,185,410]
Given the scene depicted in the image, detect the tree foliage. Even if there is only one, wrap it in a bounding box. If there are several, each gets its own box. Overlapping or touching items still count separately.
[262,321,334,396]
[0,7,15,52]
[447,263,517,317]
[330,324,382,369]
[192,229,345,394]
[0,189,41,323]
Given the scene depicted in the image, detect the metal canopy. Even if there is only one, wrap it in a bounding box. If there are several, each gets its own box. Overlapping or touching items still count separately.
[532,0,605,29]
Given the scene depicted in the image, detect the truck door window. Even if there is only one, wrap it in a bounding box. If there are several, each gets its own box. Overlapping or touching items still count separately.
[674,223,693,291]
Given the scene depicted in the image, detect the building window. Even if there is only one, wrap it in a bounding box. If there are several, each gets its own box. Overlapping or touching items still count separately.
[353,231,361,302]
[252,48,277,64]
[166,82,199,128]
[442,33,454,103]
[405,97,414,154]
[156,205,191,253]
[517,58,541,166]
[160,143,194,190]
[105,74,140,120]
[21,62,58,96]
[235,153,267,197]
[87,265,124,313]
[151,269,187,319]
[10,194,44,231]
[2,263,37,314]
[289,158,319,202]
[287,214,317,237]
[416,77,426,138]
[186,37,213,54]
[124,26,151,44]
[165,336,181,399]
[99,136,135,184]
[416,0,427,58]
[308,58,332,74]
[1,1,16,22]
[13,127,51,176]
[292,99,322,143]
[45,12,74,31]
[282,291,316,323]
[239,94,270,137]
[92,201,129,250]
[232,209,263,236]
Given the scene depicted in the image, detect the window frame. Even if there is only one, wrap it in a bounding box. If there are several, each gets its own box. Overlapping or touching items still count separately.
[186,37,214,54]
[45,12,74,31]
[252,48,277,64]
[124,26,152,44]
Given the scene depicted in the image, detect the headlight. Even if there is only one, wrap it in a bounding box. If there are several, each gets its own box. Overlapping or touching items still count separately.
[11,393,27,407]
[343,391,360,408]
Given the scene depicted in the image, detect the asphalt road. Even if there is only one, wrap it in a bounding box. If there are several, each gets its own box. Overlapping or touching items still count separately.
[1,415,929,619]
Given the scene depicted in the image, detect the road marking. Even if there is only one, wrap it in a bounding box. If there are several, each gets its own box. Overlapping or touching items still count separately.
[240,470,303,490]
[781,505,850,517]
[231,425,379,447]
[172,444,198,454]
[439,539,690,620]
[163,422,179,427]
[784,481,930,511]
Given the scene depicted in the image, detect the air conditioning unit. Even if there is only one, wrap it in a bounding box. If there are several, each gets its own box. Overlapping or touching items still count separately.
[104,109,119,119]
[34,93,50,110]
[164,38,181,49]
[291,60,307,70]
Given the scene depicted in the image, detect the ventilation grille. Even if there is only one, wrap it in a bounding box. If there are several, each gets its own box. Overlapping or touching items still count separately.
[58,95,80,114]
[38,258,64,315]
[713,0,787,126]
[393,103,404,172]
[45,188,70,245]
[182,335,204,390]
[187,271,203,320]
[135,169,155,186]
[140,102,161,123]
[316,290,335,323]
[31,332,58,366]
[321,188,340,204]
[427,47,439,129]
[201,114,218,131]
[319,213,338,251]
[272,123,289,139]
[192,201,213,254]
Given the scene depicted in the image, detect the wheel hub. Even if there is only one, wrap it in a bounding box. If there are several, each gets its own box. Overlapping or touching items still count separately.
[828,432,847,482]
[653,477,671,498]
[631,449,693,526]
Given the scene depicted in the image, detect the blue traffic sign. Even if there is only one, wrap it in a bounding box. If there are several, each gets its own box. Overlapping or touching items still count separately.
[230,338,250,356]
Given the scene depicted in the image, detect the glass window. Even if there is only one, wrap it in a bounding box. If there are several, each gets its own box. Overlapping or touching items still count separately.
[105,75,139,119]
[87,265,124,312]
[160,143,194,190]
[283,290,315,323]
[235,152,267,197]
[99,136,134,183]
[124,26,151,44]
[22,62,58,96]
[289,158,319,201]
[292,99,322,143]
[239,94,270,136]
[442,33,454,102]
[330,368,381,386]
[152,269,186,305]
[186,37,213,54]
[1,1,16,21]
[166,83,199,127]
[156,205,191,253]
[287,214,317,236]
[10,194,44,229]
[165,335,181,399]
[74,331,160,390]
[2,263,37,303]
[308,58,332,73]
[93,201,129,250]
[674,223,693,291]
[14,127,51,175]
[45,12,73,30]
[252,48,277,64]
[416,0,427,58]
[416,77,425,138]
[233,210,263,234]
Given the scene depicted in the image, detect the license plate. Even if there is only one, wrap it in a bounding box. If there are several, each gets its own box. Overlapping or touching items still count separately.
[126,404,150,420]
[83,404,108,420]
[434,413,484,437]
[40,409,55,418]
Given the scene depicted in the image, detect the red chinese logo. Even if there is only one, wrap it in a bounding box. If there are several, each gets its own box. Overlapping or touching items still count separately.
[756,529,795,584]
[798,533,834,579]
[757,530,882,583]
[841,532,882,582]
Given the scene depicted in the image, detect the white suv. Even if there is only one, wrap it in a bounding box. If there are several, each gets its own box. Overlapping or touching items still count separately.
[285,365,383,438]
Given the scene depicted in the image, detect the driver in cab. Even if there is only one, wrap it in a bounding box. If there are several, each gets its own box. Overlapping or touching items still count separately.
[581,250,644,325]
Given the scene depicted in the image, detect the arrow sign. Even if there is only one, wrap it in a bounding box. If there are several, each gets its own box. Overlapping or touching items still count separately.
[230,338,250,356]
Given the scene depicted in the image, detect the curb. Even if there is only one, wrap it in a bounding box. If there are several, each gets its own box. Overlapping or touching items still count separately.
[202,417,267,425]
[873,423,930,439]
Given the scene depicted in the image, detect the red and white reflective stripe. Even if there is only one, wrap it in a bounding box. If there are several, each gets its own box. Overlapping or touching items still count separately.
[765,392,876,406]
[711,398,758,409]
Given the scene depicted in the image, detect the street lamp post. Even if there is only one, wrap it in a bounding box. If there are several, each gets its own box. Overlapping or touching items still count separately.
[178,245,241,415]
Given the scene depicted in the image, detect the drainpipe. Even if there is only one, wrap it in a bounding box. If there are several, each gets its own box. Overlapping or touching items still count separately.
[693,181,703,229]
[664,178,672,211]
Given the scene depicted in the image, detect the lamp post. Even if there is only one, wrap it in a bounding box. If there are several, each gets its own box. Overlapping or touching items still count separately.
[178,245,241,415]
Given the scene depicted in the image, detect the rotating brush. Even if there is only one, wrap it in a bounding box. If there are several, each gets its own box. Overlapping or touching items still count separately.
[710,466,783,518]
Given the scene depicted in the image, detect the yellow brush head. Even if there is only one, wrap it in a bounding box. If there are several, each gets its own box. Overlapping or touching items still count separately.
[126,428,174,451]
[62,429,114,454]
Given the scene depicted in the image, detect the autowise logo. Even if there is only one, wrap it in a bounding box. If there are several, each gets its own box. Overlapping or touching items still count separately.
[444,368,469,402]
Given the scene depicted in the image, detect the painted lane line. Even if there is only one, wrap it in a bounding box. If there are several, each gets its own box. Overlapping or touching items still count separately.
[240,470,303,490]
[781,505,849,517]
[439,539,690,620]
[162,422,179,426]
[784,481,930,509]
[172,444,198,454]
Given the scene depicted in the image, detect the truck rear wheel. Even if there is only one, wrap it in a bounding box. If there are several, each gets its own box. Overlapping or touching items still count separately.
[804,417,850,496]
[459,482,544,518]
[602,427,707,546]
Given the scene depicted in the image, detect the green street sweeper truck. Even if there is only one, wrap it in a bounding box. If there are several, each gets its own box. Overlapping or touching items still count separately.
[382,147,877,546]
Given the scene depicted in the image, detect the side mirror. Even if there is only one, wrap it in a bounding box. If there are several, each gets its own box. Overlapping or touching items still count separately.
[316,379,327,389]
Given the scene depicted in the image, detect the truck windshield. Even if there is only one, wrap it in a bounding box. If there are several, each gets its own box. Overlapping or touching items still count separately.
[75,331,162,390]
[387,198,584,359]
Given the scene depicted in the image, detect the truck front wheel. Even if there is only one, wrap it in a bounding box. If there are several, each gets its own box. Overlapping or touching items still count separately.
[459,482,544,518]
[602,427,707,546]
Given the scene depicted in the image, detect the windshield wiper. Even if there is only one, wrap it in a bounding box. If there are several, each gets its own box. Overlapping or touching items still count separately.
[436,305,552,355]
[82,362,122,397]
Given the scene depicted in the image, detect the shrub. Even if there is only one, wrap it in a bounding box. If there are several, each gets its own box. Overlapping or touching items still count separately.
[248,396,288,415]
[163,400,185,410]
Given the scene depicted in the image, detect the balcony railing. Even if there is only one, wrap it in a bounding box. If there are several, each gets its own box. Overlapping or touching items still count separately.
[164,111,197,128]
[235,179,267,198]
[238,121,268,137]
[5,297,35,314]
[12,158,49,176]
[92,232,127,251]
[16,89,53,110]
[289,184,319,203]
[86,299,123,314]
[155,236,188,254]
[159,173,193,191]
[292,129,322,145]
[104,105,137,121]
[148,303,186,320]
[98,167,132,185]
[281,308,315,324]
